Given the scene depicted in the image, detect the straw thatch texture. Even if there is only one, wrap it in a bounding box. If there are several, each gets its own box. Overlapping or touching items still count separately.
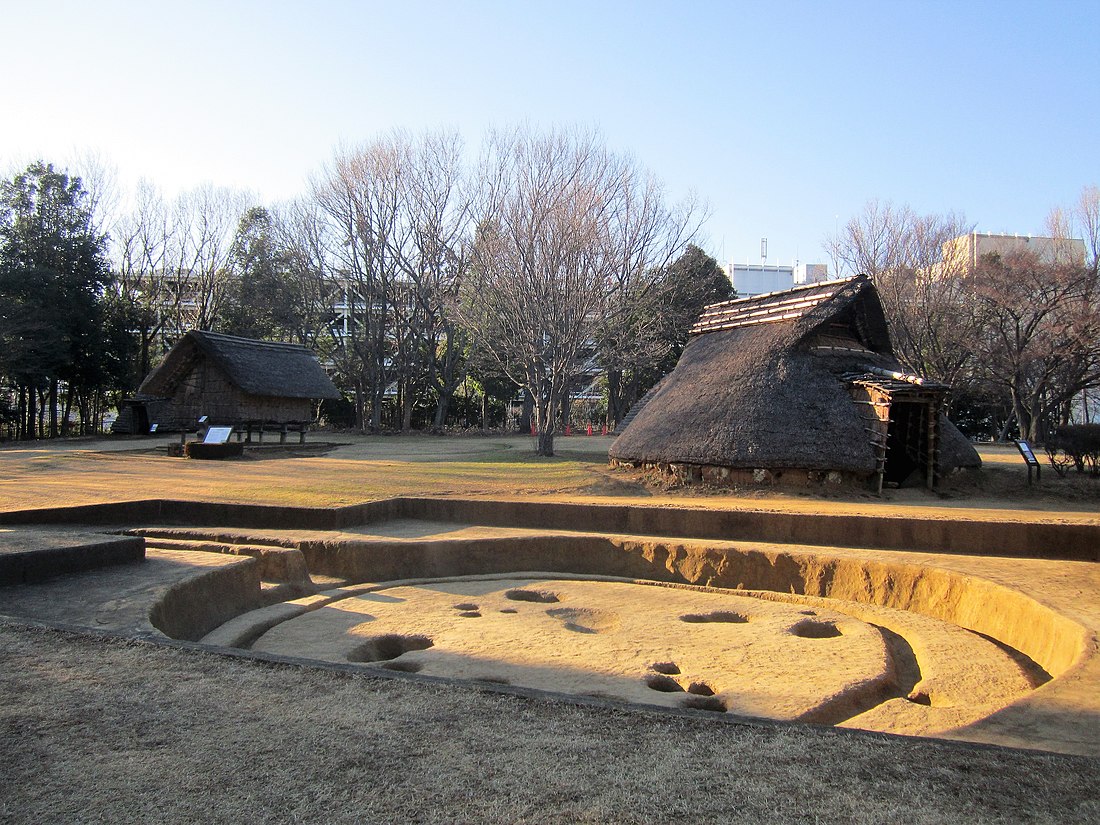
[122,331,340,431]
[140,331,340,401]
[610,277,979,478]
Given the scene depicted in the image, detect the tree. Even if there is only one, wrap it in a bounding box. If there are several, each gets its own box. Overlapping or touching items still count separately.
[827,202,979,388]
[312,130,476,432]
[392,130,474,430]
[0,161,114,438]
[461,127,698,455]
[220,206,308,341]
[313,136,408,431]
[171,185,249,332]
[969,250,1100,443]
[113,180,179,383]
[601,244,731,427]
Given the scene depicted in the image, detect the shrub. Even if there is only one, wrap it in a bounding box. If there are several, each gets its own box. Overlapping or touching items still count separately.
[1044,425,1100,477]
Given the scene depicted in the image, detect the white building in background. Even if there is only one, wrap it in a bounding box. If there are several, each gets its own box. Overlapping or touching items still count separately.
[728,261,831,298]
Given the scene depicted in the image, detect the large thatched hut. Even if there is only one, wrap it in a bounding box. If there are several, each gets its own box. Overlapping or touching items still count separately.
[609,275,980,491]
[114,331,340,435]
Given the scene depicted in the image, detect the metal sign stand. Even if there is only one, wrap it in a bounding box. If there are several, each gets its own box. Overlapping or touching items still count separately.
[1015,440,1041,485]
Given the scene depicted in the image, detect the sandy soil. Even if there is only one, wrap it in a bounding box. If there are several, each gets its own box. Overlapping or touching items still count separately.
[253,577,893,718]
[248,574,1039,733]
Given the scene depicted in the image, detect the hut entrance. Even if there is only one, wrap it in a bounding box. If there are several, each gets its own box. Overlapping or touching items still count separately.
[884,401,931,486]
[847,373,947,493]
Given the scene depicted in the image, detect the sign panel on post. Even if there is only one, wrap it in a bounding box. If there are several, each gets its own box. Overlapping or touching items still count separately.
[1015,440,1041,484]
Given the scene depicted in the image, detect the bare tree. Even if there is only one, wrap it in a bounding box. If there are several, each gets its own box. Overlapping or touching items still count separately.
[394,130,475,430]
[313,138,408,431]
[113,180,180,380]
[827,201,978,388]
[970,249,1100,442]
[461,127,691,455]
[170,185,250,332]
[270,199,342,352]
[594,172,705,427]
[826,199,911,279]
[1048,185,1100,272]
[1078,186,1100,270]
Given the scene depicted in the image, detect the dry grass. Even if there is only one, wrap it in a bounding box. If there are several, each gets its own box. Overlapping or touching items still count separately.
[2,434,1099,518]
[2,434,1100,822]
[1,620,1097,824]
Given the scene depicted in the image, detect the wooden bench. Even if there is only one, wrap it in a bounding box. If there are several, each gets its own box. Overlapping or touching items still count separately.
[240,421,311,445]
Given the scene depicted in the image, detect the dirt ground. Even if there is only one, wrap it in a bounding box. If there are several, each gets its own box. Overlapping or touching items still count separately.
[2,433,1099,822]
[2,433,1098,521]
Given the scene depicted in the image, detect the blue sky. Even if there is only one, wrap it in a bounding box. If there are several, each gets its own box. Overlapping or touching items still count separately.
[2,0,1096,267]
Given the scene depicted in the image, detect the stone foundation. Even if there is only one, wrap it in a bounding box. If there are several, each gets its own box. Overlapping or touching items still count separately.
[609,458,864,489]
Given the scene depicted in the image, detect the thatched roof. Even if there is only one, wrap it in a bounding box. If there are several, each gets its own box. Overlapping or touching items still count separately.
[610,276,979,475]
[138,331,340,400]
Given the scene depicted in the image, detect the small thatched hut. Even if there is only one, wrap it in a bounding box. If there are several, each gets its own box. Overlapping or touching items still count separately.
[114,331,340,435]
[609,275,980,491]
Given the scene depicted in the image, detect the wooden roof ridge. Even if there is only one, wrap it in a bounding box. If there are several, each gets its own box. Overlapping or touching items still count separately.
[691,276,862,336]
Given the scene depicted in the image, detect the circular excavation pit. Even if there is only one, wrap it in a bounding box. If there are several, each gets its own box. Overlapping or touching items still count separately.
[241,575,1045,732]
[1,496,1097,754]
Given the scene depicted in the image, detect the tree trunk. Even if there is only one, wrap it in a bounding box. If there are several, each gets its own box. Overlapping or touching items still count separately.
[355,379,367,434]
[432,390,452,430]
[536,431,555,455]
[370,377,384,431]
[401,382,414,431]
[77,393,90,437]
[37,389,47,439]
[49,380,59,438]
[61,387,75,437]
[607,369,625,426]
[519,389,533,434]
[18,385,28,440]
[534,389,559,456]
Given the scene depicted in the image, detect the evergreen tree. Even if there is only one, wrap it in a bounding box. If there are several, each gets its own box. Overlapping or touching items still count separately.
[0,161,116,437]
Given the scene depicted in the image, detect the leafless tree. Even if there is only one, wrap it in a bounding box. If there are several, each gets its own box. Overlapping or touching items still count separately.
[313,137,408,431]
[113,181,180,380]
[970,249,1100,442]
[1079,186,1100,270]
[461,126,693,455]
[594,171,705,426]
[269,199,342,352]
[170,184,251,332]
[391,130,475,430]
[826,199,911,280]
[827,201,978,388]
[1048,185,1100,272]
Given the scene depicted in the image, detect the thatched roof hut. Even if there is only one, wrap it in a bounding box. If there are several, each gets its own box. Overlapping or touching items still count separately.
[114,331,340,434]
[609,275,980,491]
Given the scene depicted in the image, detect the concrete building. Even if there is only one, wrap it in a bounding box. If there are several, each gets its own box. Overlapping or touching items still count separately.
[728,261,831,298]
[942,233,1087,271]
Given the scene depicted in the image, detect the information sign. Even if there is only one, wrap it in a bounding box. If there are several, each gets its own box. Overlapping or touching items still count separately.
[1015,440,1041,484]
[203,426,233,445]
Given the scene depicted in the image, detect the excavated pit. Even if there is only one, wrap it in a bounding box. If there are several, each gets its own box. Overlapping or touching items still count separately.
[0,496,1096,753]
